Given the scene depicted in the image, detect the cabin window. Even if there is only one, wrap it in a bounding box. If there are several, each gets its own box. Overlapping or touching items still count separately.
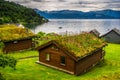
[13,41,18,44]
[60,56,66,65]
[46,53,50,61]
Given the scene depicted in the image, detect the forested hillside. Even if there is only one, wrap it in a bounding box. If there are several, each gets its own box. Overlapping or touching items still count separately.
[0,0,48,28]
[35,9,120,19]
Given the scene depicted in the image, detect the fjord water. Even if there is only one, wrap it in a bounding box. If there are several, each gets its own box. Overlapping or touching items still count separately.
[32,19,120,35]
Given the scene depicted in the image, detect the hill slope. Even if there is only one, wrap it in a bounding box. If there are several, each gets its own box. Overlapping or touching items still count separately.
[0,0,48,28]
[34,9,120,19]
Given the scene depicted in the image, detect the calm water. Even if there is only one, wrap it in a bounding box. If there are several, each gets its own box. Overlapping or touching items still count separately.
[32,19,120,35]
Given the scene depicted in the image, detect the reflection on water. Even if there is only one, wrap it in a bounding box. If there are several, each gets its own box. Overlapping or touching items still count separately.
[32,19,120,35]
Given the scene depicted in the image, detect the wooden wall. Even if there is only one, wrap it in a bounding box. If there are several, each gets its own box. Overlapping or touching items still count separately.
[3,39,32,53]
[38,44,105,75]
[39,44,75,73]
[75,49,103,75]
[102,31,120,43]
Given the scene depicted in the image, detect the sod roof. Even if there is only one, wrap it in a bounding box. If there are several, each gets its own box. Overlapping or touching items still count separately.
[37,32,106,58]
[0,24,35,42]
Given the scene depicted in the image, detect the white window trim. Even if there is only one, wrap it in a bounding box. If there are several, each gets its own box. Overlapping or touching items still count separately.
[13,41,18,44]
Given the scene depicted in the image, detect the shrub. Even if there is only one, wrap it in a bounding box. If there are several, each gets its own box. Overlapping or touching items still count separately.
[0,54,17,69]
[0,73,5,80]
[37,32,46,38]
[0,42,4,48]
[8,56,17,70]
[0,54,17,80]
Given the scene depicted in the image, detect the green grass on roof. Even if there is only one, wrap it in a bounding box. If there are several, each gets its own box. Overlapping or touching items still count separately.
[37,32,106,57]
[0,24,35,41]
[0,24,17,29]
[57,33,106,57]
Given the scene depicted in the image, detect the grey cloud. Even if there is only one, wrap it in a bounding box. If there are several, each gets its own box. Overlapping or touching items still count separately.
[6,0,32,3]
[33,0,43,2]
[6,0,120,11]
[105,3,120,8]
[58,0,65,2]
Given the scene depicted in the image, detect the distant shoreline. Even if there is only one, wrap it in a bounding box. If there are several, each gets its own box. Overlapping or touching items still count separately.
[35,9,120,19]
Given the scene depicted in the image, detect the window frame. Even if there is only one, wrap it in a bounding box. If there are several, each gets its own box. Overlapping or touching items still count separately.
[46,53,50,61]
[13,41,18,44]
[60,56,66,66]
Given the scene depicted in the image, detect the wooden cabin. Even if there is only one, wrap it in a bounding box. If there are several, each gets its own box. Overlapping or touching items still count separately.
[36,33,106,75]
[101,28,120,44]
[2,37,34,53]
[0,24,35,53]
[89,29,100,37]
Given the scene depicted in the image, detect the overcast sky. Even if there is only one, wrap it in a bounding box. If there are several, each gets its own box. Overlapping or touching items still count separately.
[6,0,120,12]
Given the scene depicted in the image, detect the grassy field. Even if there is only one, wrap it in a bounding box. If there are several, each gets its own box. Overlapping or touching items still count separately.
[0,43,120,80]
[5,50,38,59]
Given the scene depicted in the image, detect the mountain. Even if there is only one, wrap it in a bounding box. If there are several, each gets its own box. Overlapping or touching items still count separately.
[34,9,120,19]
[0,0,48,28]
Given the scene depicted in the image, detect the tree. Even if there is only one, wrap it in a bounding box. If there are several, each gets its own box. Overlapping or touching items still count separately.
[0,0,48,28]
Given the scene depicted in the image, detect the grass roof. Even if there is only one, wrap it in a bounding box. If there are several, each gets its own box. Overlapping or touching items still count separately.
[0,24,17,28]
[0,24,35,42]
[38,32,106,57]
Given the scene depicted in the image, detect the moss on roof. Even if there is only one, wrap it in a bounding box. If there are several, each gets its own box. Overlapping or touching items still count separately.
[0,24,35,42]
[0,24,17,28]
[38,32,106,57]
[57,33,106,57]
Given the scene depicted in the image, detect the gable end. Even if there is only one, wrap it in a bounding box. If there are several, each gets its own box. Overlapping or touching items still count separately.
[36,40,78,61]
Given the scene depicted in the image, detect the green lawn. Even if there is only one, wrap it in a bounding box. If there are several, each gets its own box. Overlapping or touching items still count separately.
[0,43,120,80]
[6,50,38,59]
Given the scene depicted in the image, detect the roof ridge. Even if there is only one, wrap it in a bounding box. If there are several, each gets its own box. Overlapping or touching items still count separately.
[112,28,120,35]
[100,28,120,37]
